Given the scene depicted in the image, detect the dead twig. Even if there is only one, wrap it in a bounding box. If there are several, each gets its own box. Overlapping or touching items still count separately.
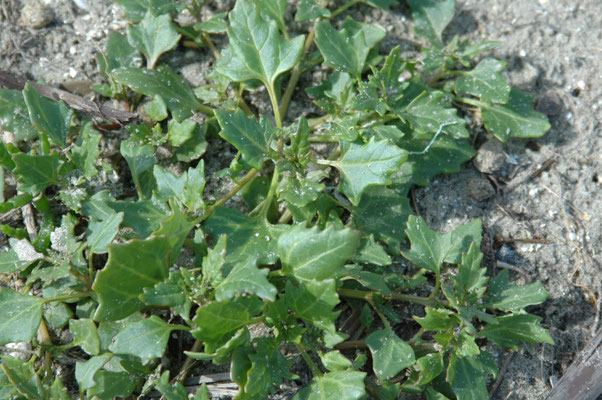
[0,70,136,124]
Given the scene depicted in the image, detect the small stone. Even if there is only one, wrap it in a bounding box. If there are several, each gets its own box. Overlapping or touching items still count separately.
[20,0,53,29]
[473,139,505,174]
[468,178,495,201]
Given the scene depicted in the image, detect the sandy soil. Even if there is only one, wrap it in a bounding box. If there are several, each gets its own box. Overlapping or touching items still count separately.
[0,0,600,398]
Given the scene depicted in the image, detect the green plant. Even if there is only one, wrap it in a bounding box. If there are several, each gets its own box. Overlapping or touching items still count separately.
[0,0,553,398]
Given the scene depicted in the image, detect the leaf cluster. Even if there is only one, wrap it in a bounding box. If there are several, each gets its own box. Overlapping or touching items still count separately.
[0,0,552,399]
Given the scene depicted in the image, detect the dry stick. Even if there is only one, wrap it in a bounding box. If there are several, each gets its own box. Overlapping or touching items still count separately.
[0,71,136,123]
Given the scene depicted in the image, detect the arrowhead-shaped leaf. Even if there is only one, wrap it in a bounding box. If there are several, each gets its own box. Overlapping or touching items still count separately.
[23,83,72,147]
[314,21,369,79]
[192,296,263,343]
[245,337,294,396]
[215,259,277,302]
[112,65,202,121]
[408,0,455,48]
[75,353,113,391]
[86,370,135,400]
[0,88,38,141]
[402,215,481,274]
[329,137,407,205]
[478,88,551,141]
[215,109,274,170]
[455,58,510,103]
[127,12,180,68]
[71,123,101,179]
[204,207,280,266]
[254,0,287,35]
[0,356,46,399]
[478,314,554,350]
[141,271,191,321]
[0,289,44,345]
[352,186,412,254]
[484,269,549,312]
[217,0,304,88]
[109,315,184,363]
[414,307,459,332]
[447,352,497,400]
[109,199,166,238]
[285,279,342,345]
[366,328,416,380]
[12,153,61,195]
[395,134,475,186]
[278,224,361,281]
[87,212,124,254]
[294,370,366,400]
[69,319,100,356]
[398,90,468,138]
[120,137,155,193]
[453,243,488,299]
[295,0,331,22]
[92,236,171,321]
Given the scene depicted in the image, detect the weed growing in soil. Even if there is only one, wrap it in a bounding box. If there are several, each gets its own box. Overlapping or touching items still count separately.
[0,0,553,398]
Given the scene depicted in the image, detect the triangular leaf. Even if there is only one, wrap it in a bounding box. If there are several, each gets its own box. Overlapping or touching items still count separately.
[0,88,38,141]
[69,319,100,356]
[215,109,274,170]
[204,207,280,266]
[408,0,455,48]
[478,88,551,141]
[112,65,202,121]
[215,259,277,302]
[366,328,416,380]
[294,371,366,400]
[109,315,184,363]
[314,21,369,79]
[74,353,113,391]
[23,83,72,147]
[12,153,61,195]
[192,297,263,343]
[484,269,549,312]
[402,216,481,274]
[455,58,510,104]
[478,314,554,350]
[127,12,181,68]
[217,0,304,88]
[0,289,44,345]
[447,352,498,400]
[328,137,407,206]
[87,212,124,254]
[92,236,171,321]
[278,224,361,281]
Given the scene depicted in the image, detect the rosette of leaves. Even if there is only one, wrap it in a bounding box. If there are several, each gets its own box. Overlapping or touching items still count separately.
[0,0,552,399]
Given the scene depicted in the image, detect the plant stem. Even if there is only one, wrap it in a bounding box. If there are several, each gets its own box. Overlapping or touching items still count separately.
[308,134,338,143]
[297,343,321,377]
[201,32,221,60]
[261,163,280,219]
[454,96,485,108]
[337,288,445,307]
[174,339,202,383]
[335,339,367,351]
[331,0,360,18]
[88,251,94,284]
[279,24,317,120]
[307,114,330,129]
[266,84,283,129]
[193,168,259,224]
[277,208,292,224]
[43,291,94,304]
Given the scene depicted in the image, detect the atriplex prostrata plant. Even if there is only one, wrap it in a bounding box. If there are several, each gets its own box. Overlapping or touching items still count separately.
[0,0,553,398]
